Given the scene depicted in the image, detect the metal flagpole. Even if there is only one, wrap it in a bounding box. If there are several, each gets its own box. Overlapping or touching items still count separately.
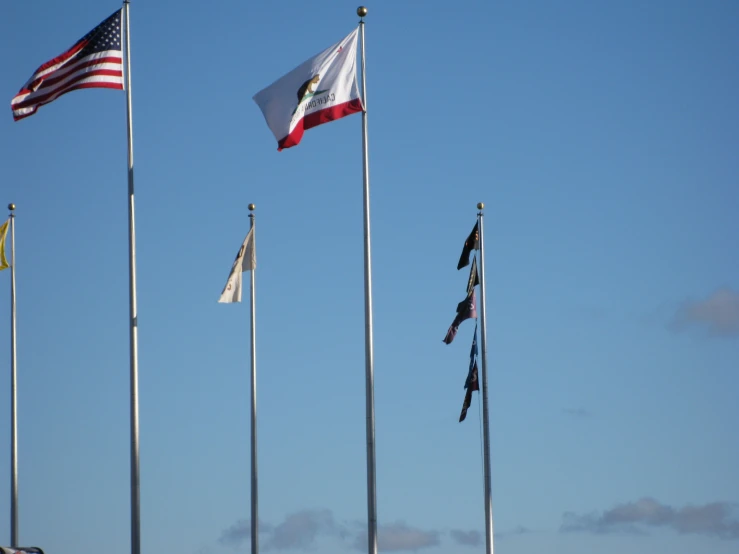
[8,203,18,547]
[123,3,141,554]
[356,7,377,554]
[476,203,494,554]
[248,203,259,554]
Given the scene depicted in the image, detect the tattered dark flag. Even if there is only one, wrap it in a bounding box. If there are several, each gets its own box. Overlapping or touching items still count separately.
[457,222,479,270]
[466,256,479,296]
[459,328,480,422]
[459,361,479,422]
[443,290,477,345]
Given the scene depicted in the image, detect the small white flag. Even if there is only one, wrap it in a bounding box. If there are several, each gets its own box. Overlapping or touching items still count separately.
[253,28,363,150]
[218,228,256,304]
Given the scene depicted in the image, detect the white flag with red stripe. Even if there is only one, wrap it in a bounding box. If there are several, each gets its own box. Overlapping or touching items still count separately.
[253,28,363,150]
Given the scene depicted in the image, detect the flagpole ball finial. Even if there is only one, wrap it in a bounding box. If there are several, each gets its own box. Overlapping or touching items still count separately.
[477,202,484,210]
[248,203,256,211]
[357,6,368,17]
[8,203,15,212]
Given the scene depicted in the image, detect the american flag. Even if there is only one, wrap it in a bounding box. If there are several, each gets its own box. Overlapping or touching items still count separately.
[11,9,123,121]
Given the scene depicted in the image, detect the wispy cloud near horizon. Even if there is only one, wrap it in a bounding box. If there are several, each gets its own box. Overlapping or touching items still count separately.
[671,288,739,337]
[450,526,531,546]
[561,497,739,540]
[354,521,440,552]
[562,407,593,419]
[450,529,481,546]
[218,518,273,548]
[219,510,441,552]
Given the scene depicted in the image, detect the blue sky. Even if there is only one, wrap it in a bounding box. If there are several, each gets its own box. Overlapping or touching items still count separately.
[0,1,738,553]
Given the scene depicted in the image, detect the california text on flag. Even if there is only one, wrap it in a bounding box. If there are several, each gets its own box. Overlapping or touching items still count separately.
[253,29,363,150]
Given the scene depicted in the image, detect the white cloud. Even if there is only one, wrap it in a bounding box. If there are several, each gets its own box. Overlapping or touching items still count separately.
[450,529,481,546]
[561,497,739,539]
[562,408,592,419]
[672,288,739,337]
[265,509,338,551]
[218,519,273,548]
[353,521,439,552]
[220,511,440,552]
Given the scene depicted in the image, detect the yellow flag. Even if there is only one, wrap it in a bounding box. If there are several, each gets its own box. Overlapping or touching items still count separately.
[0,219,9,271]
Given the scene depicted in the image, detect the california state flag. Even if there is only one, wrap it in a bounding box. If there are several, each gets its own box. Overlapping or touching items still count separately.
[253,29,363,150]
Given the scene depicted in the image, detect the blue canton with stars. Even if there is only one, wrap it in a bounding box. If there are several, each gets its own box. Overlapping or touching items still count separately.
[79,9,121,55]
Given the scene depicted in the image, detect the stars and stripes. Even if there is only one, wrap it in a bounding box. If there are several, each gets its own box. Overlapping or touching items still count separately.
[11,9,123,121]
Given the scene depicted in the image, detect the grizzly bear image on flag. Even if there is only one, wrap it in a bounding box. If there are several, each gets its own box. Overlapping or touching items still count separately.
[253,28,363,150]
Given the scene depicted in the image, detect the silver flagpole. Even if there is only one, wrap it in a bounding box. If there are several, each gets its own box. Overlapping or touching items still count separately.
[8,203,18,547]
[123,3,141,554]
[476,203,494,554]
[248,203,259,554]
[356,7,377,554]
